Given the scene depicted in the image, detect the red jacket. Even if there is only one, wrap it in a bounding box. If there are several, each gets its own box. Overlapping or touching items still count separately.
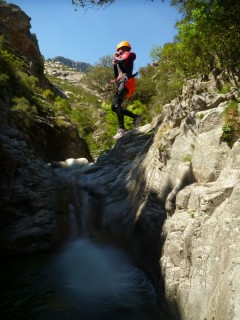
[114,51,136,79]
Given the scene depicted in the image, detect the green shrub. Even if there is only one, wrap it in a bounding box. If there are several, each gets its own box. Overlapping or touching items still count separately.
[197,113,205,120]
[183,154,192,162]
[0,37,39,98]
[20,72,39,91]
[11,97,37,129]
[222,124,235,142]
[53,96,71,115]
[42,89,55,102]
[218,83,231,94]
[124,100,150,130]
[222,100,240,145]
[70,106,96,135]
[102,102,118,135]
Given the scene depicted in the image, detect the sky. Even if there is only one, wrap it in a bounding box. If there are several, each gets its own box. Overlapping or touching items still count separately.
[6,0,182,70]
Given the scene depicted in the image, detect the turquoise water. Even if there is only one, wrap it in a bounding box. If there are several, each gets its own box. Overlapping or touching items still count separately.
[0,239,161,320]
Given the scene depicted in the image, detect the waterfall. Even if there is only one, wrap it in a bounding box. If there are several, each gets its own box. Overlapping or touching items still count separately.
[0,165,165,320]
[54,174,162,320]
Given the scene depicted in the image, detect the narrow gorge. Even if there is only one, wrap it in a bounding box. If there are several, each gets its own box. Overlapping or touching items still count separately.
[0,2,239,320]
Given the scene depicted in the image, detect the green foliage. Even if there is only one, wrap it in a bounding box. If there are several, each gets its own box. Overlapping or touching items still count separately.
[182,154,192,162]
[145,0,240,112]
[124,100,150,130]
[222,100,240,145]
[0,43,22,97]
[19,72,39,91]
[148,43,185,105]
[189,211,195,219]
[173,0,240,76]
[150,45,162,63]
[222,124,235,143]
[197,113,205,120]
[42,89,55,102]
[11,97,33,113]
[135,65,157,105]
[75,101,116,158]
[82,57,113,99]
[11,97,37,129]
[218,84,231,94]
[0,36,41,99]
[54,96,71,115]
[102,101,118,135]
[97,55,114,68]
[71,105,97,136]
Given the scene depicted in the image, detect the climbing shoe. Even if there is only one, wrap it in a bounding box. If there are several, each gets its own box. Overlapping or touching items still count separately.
[113,128,128,139]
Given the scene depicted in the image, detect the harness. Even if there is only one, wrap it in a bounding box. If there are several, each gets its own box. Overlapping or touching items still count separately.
[113,51,138,99]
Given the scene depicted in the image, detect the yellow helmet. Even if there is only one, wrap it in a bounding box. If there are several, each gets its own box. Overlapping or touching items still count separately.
[117,40,131,51]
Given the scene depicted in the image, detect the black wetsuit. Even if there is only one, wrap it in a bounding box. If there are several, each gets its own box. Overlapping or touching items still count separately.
[111,51,137,129]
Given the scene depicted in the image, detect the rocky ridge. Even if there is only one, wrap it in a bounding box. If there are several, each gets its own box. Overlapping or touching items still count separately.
[48,56,91,72]
[44,60,86,84]
[55,74,240,320]
[44,59,101,98]
[0,2,45,84]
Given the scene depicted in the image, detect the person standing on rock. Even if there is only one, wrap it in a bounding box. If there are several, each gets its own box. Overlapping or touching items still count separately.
[111,40,141,139]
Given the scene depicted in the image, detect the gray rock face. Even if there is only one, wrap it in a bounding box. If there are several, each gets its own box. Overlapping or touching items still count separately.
[161,141,240,319]
[50,56,91,73]
[0,124,60,252]
[58,79,240,319]
[0,3,93,253]
[0,3,45,82]
[0,105,93,252]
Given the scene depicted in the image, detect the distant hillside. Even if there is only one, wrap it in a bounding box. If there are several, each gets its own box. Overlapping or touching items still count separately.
[47,56,91,73]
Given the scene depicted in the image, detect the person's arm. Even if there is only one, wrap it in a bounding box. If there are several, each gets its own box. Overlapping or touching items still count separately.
[114,51,136,64]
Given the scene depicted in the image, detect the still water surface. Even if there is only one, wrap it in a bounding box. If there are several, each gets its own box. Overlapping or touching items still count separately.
[1,239,161,320]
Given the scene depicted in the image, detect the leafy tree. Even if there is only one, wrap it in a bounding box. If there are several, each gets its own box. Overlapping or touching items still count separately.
[98,55,114,68]
[134,65,157,105]
[148,0,240,93]
[82,55,114,99]
[172,0,240,77]
[149,42,185,104]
